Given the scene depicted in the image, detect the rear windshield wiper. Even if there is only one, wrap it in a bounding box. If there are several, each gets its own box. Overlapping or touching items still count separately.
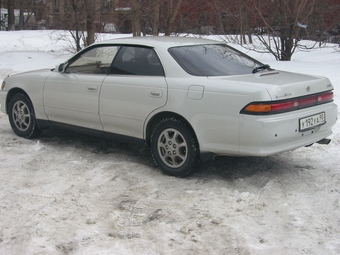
[252,64,271,74]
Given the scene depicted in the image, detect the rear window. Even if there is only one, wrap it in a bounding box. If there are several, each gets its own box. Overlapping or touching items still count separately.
[168,44,262,76]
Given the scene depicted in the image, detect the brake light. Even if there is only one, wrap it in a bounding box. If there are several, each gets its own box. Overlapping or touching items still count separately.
[271,101,297,112]
[241,91,333,115]
[317,92,333,102]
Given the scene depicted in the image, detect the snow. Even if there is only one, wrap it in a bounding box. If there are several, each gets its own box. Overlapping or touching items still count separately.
[0,30,339,255]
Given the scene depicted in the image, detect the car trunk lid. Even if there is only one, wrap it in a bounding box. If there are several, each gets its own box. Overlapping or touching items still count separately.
[208,70,333,100]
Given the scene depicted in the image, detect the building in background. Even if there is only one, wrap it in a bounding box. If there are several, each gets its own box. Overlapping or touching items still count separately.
[0,8,36,30]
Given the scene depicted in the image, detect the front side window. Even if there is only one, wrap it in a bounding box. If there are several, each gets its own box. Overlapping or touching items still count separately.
[66,46,119,74]
[168,44,263,76]
[111,46,165,76]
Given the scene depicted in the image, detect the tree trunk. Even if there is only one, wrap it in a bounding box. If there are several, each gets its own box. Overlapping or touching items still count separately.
[85,0,95,46]
[71,1,83,52]
[247,32,253,44]
[130,0,141,36]
[165,0,182,36]
[75,29,82,52]
[7,0,15,30]
[280,36,294,61]
[86,17,95,46]
[153,0,160,36]
[250,0,316,61]
[239,0,244,44]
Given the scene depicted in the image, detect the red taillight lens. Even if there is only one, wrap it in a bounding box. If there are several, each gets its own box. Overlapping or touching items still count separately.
[317,92,333,103]
[271,101,297,112]
[242,91,333,115]
[298,97,316,107]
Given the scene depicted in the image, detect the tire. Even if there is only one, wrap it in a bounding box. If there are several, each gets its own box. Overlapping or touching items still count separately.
[8,93,41,139]
[151,117,200,177]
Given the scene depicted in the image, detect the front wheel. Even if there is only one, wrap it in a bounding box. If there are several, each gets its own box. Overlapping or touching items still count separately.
[8,93,41,138]
[151,118,200,177]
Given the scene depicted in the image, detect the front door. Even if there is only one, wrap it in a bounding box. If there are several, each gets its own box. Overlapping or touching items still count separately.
[43,45,119,130]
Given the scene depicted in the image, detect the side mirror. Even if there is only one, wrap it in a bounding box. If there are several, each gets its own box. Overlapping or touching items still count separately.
[55,63,65,72]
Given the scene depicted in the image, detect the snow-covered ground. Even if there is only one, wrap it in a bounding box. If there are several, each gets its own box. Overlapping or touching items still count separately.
[0,30,339,255]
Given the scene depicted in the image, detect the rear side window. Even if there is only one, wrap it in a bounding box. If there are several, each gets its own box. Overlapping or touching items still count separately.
[168,44,262,76]
[111,46,165,76]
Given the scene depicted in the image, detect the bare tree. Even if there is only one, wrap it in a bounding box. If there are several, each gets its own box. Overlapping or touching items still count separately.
[84,0,95,45]
[239,0,252,44]
[308,0,340,45]
[17,0,44,29]
[208,0,245,35]
[128,0,183,36]
[70,0,85,51]
[164,0,183,36]
[153,0,160,35]
[130,0,142,36]
[251,0,317,61]
[60,0,87,52]
[49,0,98,51]
[7,0,15,30]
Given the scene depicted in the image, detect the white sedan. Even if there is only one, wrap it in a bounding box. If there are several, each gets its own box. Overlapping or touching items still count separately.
[0,36,338,176]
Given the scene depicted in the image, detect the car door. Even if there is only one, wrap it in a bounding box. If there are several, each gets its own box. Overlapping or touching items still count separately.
[99,46,167,139]
[43,45,119,130]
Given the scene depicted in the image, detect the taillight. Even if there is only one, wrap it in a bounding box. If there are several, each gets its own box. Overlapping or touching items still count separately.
[317,92,333,103]
[241,91,334,115]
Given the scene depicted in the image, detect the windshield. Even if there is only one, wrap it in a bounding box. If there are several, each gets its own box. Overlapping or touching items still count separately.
[168,44,263,76]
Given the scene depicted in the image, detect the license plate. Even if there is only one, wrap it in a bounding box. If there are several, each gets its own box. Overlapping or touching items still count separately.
[299,112,326,131]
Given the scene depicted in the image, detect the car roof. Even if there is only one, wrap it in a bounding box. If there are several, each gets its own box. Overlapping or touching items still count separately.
[94,36,222,48]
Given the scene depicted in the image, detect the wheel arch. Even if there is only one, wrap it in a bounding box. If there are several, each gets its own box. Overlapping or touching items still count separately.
[145,111,199,149]
[5,88,32,114]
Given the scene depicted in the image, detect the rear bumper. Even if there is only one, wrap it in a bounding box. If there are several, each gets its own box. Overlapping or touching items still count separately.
[237,102,338,156]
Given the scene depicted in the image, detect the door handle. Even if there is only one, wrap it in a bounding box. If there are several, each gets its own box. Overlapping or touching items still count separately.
[150,90,163,98]
[87,87,97,92]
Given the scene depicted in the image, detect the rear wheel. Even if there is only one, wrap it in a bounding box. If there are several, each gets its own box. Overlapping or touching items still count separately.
[151,117,199,177]
[8,93,41,138]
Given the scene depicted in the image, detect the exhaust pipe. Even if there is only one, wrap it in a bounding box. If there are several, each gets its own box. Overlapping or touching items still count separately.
[316,138,331,145]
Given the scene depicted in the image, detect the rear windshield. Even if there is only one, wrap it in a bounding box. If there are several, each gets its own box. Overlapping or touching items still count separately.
[168,44,262,76]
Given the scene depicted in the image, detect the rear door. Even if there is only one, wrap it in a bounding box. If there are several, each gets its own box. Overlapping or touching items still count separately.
[100,46,167,138]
